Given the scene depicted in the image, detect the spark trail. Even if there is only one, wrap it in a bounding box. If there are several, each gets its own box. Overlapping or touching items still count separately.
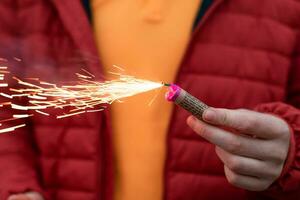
[0,64,164,133]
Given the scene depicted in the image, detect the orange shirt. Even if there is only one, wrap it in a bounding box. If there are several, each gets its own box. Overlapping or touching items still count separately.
[92,0,202,199]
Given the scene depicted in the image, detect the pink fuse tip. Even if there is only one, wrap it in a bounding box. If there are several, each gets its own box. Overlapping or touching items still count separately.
[165,84,181,102]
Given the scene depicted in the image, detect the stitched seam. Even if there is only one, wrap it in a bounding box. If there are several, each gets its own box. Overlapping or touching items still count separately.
[172,136,205,143]
[34,123,95,128]
[168,169,224,177]
[194,41,291,62]
[191,42,291,87]
[195,42,291,62]
[41,154,95,161]
[220,9,300,30]
[182,72,286,90]
[46,186,95,193]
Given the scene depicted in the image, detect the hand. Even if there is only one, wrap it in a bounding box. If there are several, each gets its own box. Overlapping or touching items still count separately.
[187,108,290,191]
[8,192,44,200]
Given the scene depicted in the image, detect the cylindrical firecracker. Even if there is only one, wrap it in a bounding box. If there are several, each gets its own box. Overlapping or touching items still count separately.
[165,84,209,120]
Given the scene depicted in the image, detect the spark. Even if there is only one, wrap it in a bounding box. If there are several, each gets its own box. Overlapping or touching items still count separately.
[0,63,165,133]
[13,114,33,119]
[148,86,163,107]
[0,117,17,123]
[0,102,11,106]
[87,108,104,113]
[0,58,8,62]
[76,73,92,79]
[0,93,12,98]
[13,57,22,62]
[0,83,8,87]
[35,110,49,116]
[0,124,26,134]
[113,65,125,71]
[11,103,48,110]
[81,68,95,77]
[57,111,86,119]
[25,78,39,81]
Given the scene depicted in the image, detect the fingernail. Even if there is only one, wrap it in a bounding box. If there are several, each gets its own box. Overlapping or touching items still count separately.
[203,109,216,122]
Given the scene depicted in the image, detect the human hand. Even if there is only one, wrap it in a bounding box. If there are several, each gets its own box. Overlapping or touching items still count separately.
[8,192,44,200]
[187,108,290,191]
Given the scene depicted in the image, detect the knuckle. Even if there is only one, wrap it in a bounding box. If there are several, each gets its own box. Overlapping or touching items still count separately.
[227,157,242,172]
[220,110,229,125]
[227,138,242,153]
[271,168,282,180]
[268,163,284,179]
[263,166,281,180]
[215,146,221,156]
[242,118,257,132]
[278,122,290,139]
[227,172,240,186]
[250,184,267,191]
[264,142,287,163]
[277,151,287,162]
[257,182,271,191]
[271,148,287,163]
[247,181,271,191]
[267,114,290,138]
[282,128,290,140]
[190,120,206,135]
[196,124,207,135]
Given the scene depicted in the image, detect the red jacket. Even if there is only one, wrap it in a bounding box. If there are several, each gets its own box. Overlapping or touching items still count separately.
[0,0,300,199]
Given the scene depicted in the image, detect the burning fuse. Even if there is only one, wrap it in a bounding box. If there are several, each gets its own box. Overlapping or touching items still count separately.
[165,84,209,120]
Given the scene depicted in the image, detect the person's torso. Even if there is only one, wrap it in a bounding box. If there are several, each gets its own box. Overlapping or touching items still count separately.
[2,0,299,199]
[91,0,202,200]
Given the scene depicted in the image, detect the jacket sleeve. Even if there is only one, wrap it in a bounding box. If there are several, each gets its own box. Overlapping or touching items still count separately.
[0,121,43,200]
[253,32,300,198]
[0,1,43,199]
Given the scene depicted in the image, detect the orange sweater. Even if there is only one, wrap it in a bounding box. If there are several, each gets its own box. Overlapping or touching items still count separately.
[92,0,202,199]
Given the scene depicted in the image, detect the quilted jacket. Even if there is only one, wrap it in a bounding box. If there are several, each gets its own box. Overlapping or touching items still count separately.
[0,0,300,199]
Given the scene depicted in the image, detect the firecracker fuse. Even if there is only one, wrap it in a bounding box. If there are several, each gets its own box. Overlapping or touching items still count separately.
[165,84,209,120]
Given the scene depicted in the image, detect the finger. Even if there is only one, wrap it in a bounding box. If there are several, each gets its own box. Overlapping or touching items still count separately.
[224,165,271,191]
[25,192,43,200]
[216,147,280,179]
[187,116,271,159]
[202,108,286,139]
[8,194,31,200]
